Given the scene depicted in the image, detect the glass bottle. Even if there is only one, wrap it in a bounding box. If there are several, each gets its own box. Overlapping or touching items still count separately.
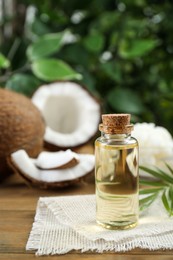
[95,114,139,230]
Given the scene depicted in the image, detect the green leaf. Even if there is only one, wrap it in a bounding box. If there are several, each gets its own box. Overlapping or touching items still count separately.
[119,39,158,59]
[92,12,120,32]
[165,163,173,176]
[139,193,157,211]
[60,44,89,67]
[156,167,173,183]
[0,53,10,69]
[168,186,173,215]
[140,165,173,214]
[83,32,105,53]
[31,18,51,36]
[139,179,166,187]
[107,88,144,114]
[140,166,173,184]
[31,58,82,81]
[139,188,163,195]
[27,33,64,61]
[162,190,171,215]
[101,61,122,82]
[6,74,40,96]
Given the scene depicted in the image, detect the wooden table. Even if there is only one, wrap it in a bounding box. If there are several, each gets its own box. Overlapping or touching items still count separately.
[0,172,173,260]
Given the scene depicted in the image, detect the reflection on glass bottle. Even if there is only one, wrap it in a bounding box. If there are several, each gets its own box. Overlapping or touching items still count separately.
[95,114,139,230]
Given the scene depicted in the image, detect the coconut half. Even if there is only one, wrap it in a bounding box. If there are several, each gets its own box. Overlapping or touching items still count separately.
[32,82,101,149]
[10,150,95,188]
[35,149,79,170]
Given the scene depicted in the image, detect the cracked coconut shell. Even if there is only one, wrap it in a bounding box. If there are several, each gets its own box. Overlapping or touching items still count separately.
[0,88,45,181]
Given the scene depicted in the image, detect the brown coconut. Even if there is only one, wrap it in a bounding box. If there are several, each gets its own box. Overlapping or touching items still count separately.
[0,88,45,181]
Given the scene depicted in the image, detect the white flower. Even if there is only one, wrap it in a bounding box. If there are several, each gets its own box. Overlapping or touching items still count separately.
[132,123,173,177]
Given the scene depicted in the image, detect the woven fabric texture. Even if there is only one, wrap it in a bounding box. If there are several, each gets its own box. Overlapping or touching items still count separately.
[26,194,173,255]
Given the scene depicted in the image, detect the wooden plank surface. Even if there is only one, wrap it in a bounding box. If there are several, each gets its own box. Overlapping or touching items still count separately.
[0,170,173,259]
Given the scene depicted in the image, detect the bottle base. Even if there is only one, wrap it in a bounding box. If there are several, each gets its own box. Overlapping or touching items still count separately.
[97,220,138,230]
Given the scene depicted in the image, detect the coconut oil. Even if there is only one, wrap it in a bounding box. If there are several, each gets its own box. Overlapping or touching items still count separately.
[95,114,139,230]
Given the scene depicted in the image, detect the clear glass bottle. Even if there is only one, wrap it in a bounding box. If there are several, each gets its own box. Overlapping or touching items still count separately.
[95,114,139,230]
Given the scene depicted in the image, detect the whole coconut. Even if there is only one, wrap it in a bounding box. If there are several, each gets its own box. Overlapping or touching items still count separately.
[0,88,45,181]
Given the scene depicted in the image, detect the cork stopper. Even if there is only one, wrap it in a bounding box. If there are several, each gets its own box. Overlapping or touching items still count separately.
[99,113,134,134]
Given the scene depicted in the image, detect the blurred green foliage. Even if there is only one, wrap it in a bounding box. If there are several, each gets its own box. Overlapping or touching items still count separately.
[1,0,173,133]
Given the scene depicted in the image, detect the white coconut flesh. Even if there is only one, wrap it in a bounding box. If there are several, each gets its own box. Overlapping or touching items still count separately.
[11,150,95,183]
[32,82,100,147]
[35,149,79,169]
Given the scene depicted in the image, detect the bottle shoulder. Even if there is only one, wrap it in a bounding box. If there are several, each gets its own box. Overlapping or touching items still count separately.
[95,135,138,147]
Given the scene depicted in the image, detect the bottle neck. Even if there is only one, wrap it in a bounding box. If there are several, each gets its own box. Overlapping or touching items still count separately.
[101,132,131,140]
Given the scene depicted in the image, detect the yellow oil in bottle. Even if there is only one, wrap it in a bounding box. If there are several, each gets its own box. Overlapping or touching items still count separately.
[95,136,139,230]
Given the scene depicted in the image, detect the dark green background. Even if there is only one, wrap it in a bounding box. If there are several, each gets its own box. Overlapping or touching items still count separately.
[1,0,173,133]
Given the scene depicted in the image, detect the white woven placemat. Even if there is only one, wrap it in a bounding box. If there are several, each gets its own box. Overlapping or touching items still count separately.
[26,194,173,255]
